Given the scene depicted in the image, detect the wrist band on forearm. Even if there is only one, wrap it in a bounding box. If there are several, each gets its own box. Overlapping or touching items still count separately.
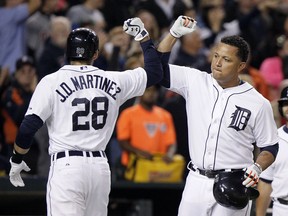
[11,150,24,164]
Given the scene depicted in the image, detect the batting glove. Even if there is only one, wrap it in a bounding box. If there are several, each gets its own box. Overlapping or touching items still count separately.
[123,17,149,41]
[242,163,262,188]
[170,16,197,38]
[9,158,31,187]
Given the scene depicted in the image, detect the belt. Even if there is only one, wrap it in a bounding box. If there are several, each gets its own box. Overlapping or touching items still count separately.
[275,198,288,205]
[188,162,243,178]
[52,150,106,161]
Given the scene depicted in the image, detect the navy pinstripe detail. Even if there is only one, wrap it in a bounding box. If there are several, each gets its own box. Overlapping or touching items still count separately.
[202,84,219,169]
[60,68,100,73]
[47,162,55,216]
[213,87,253,169]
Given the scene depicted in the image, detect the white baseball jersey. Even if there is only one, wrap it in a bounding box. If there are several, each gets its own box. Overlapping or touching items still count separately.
[168,64,279,170]
[26,65,147,216]
[26,65,147,154]
[260,125,288,199]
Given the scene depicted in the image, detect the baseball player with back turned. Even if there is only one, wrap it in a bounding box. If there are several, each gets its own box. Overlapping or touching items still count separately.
[156,16,279,215]
[8,18,162,216]
[256,86,288,216]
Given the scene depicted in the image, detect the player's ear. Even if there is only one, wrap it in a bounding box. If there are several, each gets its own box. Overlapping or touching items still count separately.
[92,50,99,61]
[238,62,246,73]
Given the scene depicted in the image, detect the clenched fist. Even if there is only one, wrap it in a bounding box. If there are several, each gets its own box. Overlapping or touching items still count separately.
[123,17,149,41]
[170,16,197,38]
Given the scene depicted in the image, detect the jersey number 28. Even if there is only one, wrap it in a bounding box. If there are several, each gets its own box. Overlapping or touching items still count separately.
[72,97,108,131]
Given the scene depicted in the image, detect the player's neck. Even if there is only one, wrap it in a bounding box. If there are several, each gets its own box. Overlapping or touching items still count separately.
[219,79,243,89]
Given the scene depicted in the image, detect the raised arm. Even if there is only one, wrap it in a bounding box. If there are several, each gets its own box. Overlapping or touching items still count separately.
[158,16,197,53]
[157,33,178,53]
[157,16,197,88]
[123,18,163,88]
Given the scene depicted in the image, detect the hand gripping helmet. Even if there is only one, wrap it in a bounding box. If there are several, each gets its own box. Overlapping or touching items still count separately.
[213,171,259,209]
[278,86,288,117]
[66,28,99,61]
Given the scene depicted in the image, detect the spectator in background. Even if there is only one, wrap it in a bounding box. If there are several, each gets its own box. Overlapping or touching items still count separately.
[162,92,189,179]
[226,0,287,69]
[240,60,270,101]
[259,35,288,102]
[171,29,210,72]
[0,67,10,96]
[116,85,177,179]
[100,0,134,31]
[37,16,71,81]
[270,79,288,129]
[100,26,131,71]
[0,66,10,176]
[136,10,161,42]
[197,0,240,49]
[1,56,38,174]
[0,0,41,75]
[135,0,179,34]
[25,0,59,61]
[281,34,288,80]
[66,0,106,30]
[173,0,196,20]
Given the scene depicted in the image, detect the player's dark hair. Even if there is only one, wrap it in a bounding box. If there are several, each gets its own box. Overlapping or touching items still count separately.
[221,35,250,62]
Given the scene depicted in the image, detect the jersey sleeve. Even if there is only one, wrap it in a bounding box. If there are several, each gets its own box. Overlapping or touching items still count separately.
[25,77,53,122]
[260,162,275,182]
[168,64,203,97]
[116,109,131,141]
[109,67,147,105]
[254,99,279,148]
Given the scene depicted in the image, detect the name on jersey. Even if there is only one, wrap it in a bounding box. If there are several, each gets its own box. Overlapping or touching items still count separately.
[55,74,121,102]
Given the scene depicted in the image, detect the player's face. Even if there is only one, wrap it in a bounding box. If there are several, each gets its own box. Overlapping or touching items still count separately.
[282,103,288,120]
[211,43,246,88]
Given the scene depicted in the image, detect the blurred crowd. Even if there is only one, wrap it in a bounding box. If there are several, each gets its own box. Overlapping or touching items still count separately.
[1,0,288,180]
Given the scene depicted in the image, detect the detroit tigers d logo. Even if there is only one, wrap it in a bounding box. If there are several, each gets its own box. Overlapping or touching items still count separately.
[229,106,251,131]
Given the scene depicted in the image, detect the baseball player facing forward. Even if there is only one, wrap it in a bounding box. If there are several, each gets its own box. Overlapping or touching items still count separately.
[156,16,279,215]
[8,19,162,216]
[256,86,288,216]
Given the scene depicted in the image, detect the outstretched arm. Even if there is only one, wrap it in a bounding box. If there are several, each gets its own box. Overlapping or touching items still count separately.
[123,18,163,88]
[158,16,196,53]
[157,16,197,88]
[157,33,178,53]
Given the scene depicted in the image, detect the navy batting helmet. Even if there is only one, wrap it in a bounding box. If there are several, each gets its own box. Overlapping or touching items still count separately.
[213,171,259,209]
[278,86,288,117]
[66,28,99,61]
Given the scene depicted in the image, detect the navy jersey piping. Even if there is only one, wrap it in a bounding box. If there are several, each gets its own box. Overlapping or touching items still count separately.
[60,68,100,73]
[202,84,219,169]
[212,87,253,170]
